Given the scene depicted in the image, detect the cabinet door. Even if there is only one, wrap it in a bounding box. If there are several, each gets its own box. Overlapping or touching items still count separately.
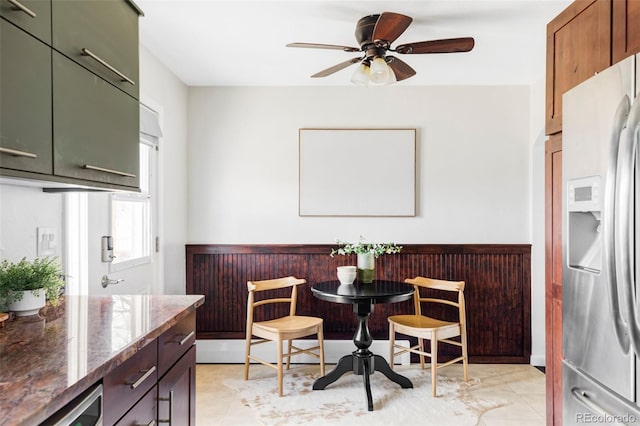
[115,385,157,426]
[103,340,158,426]
[613,0,640,63]
[545,135,562,425]
[158,346,196,426]
[52,0,139,99]
[0,0,51,44]
[0,19,52,174]
[52,51,139,189]
[545,0,611,135]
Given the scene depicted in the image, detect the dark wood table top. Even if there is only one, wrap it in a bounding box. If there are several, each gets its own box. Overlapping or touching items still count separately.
[311,280,414,305]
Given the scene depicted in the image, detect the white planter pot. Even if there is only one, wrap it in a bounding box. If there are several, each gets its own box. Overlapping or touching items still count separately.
[8,288,45,317]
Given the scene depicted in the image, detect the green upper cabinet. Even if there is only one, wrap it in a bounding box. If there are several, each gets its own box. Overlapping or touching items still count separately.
[52,0,140,99]
[53,52,139,189]
[0,0,51,45]
[0,0,143,191]
[0,19,52,175]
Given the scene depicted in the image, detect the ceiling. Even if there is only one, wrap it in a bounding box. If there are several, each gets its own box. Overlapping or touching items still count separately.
[136,0,571,87]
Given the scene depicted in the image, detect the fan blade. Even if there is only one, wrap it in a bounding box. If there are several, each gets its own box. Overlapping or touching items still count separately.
[372,12,412,44]
[386,56,416,82]
[287,42,360,53]
[395,37,475,54]
[311,57,362,78]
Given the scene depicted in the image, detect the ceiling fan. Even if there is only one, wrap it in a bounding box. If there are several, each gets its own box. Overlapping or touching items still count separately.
[287,12,474,85]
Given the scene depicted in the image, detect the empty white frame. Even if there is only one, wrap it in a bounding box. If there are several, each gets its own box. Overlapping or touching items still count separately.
[299,128,416,216]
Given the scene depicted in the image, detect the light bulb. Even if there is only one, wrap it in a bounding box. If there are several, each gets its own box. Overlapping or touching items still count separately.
[369,57,390,84]
[351,62,370,86]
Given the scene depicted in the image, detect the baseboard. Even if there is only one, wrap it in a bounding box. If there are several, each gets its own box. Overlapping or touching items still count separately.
[529,354,545,367]
[196,339,411,365]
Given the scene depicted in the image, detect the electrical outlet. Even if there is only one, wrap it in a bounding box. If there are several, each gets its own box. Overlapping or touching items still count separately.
[37,227,57,257]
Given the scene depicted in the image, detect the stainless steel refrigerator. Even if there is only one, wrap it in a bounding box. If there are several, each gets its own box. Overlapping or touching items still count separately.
[562,54,640,425]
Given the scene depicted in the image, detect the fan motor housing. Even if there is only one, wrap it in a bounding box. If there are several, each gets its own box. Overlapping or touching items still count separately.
[355,14,379,48]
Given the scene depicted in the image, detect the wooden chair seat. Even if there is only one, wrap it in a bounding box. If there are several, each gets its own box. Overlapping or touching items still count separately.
[387,314,460,339]
[253,315,324,337]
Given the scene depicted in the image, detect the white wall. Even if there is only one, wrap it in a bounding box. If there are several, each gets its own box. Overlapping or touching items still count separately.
[188,84,548,365]
[139,46,189,295]
[187,85,531,244]
[529,79,547,366]
[0,184,63,262]
[0,56,547,364]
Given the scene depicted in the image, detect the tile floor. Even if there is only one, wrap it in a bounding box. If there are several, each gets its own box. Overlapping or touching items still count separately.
[196,363,546,426]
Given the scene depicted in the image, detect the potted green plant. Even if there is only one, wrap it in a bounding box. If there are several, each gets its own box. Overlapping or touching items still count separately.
[0,257,65,316]
[330,236,402,283]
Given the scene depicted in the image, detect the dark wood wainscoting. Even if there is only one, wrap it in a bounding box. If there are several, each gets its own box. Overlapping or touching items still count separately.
[186,244,531,363]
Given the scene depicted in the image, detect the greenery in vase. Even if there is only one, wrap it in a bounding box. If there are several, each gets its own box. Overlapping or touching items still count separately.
[0,257,65,312]
[330,236,402,258]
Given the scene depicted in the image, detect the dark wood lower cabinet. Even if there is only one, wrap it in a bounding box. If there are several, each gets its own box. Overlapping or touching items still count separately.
[115,385,157,426]
[103,341,158,426]
[158,346,196,426]
[104,317,197,426]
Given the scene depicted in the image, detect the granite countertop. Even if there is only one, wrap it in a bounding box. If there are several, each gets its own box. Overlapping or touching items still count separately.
[0,294,204,426]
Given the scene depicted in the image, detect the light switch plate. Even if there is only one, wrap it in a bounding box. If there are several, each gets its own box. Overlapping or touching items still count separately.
[37,227,57,257]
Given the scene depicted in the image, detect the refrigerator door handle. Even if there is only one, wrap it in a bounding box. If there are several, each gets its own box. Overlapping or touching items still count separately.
[604,95,632,354]
[570,388,627,426]
[616,92,640,356]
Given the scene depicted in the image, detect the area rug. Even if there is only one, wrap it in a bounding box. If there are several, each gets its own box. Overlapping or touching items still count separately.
[222,365,506,425]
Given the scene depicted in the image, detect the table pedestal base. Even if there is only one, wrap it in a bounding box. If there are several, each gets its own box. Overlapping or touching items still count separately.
[312,299,413,411]
[313,351,413,411]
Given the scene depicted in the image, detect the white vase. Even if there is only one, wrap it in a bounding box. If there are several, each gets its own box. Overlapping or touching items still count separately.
[357,252,375,283]
[8,288,46,317]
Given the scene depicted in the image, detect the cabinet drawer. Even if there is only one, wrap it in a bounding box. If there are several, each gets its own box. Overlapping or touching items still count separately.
[0,0,51,44]
[52,51,139,189]
[52,0,140,99]
[103,340,158,426]
[0,18,52,174]
[158,312,196,377]
[115,384,157,426]
[158,345,196,426]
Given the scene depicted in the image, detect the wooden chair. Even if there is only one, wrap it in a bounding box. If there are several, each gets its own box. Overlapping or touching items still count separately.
[388,276,468,397]
[244,276,325,396]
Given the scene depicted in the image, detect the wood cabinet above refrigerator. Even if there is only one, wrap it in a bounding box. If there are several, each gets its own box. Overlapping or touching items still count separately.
[545,0,611,136]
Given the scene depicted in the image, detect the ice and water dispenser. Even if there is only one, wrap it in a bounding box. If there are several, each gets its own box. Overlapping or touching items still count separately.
[567,176,602,273]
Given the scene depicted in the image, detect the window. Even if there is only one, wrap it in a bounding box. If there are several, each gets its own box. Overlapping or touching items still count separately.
[110,105,161,271]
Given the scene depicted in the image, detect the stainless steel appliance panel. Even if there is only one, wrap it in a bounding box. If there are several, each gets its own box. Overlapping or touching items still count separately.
[563,55,635,400]
[563,361,640,425]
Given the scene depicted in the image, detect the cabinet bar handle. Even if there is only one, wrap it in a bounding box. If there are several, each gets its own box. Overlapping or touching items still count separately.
[126,365,156,389]
[178,331,196,346]
[83,164,136,178]
[80,48,135,86]
[0,146,37,158]
[6,0,36,18]
[158,390,174,424]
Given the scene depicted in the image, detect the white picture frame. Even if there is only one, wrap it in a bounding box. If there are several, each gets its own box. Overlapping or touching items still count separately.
[299,128,416,216]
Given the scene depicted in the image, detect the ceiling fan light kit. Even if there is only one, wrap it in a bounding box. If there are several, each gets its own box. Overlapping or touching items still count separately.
[350,62,370,85]
[369,57,391,84]
[287,11,475,85]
